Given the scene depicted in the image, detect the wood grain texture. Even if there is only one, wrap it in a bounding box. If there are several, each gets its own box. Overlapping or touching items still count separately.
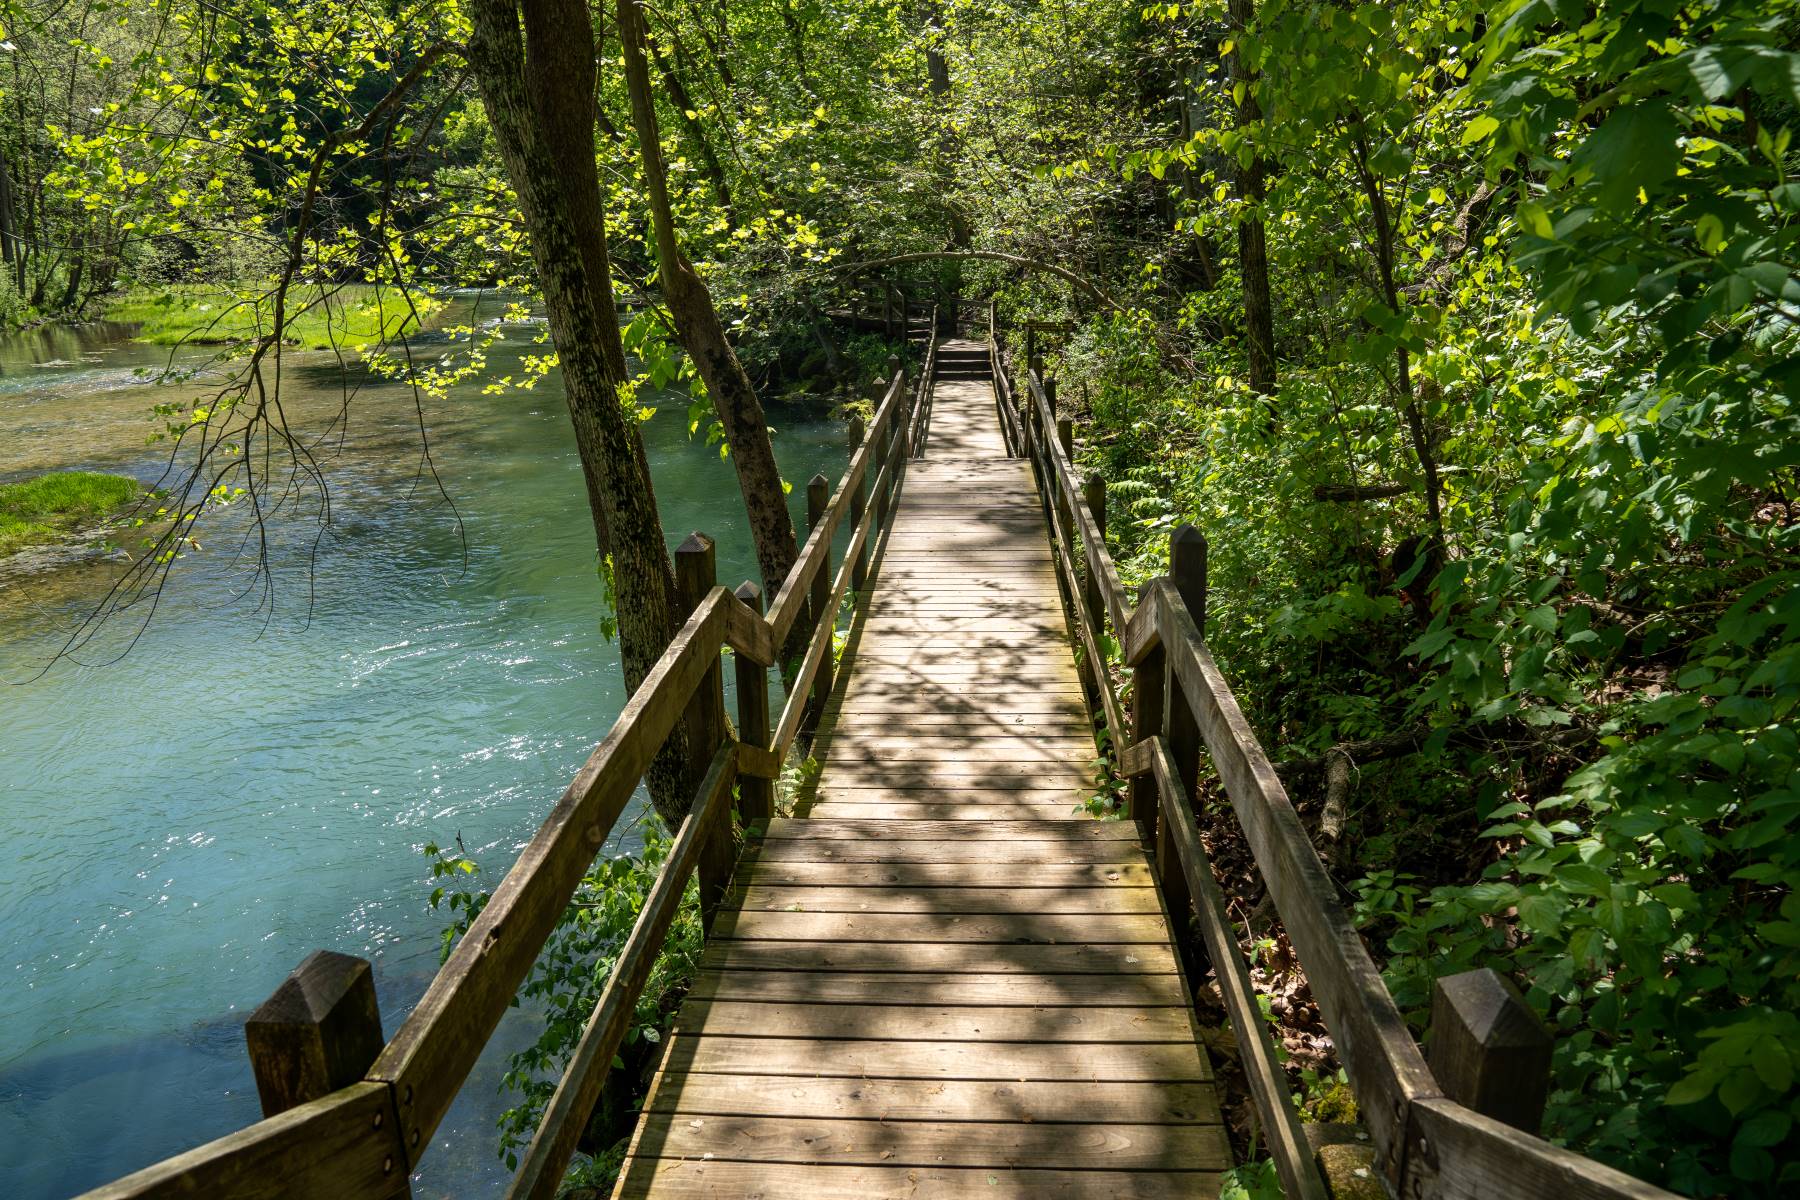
[617,346,1228,1198]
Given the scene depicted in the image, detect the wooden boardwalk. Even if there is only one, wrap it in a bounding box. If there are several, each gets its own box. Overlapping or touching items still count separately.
[614,341,1228,1197]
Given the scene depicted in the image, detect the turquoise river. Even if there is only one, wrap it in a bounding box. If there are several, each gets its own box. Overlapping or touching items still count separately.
[0,302,848,1198]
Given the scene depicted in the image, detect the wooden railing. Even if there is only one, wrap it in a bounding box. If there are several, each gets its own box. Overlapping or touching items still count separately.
[82,330,935,1200]
[991,333,1679,1200]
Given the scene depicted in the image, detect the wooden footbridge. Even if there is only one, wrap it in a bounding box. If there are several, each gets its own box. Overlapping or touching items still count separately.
[88,306,1678,1200]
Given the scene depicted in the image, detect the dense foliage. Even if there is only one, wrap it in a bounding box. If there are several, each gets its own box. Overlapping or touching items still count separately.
[5,0,1795,1193]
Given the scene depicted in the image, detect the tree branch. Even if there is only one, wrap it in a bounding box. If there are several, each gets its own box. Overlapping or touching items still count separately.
[827,250,1127,313]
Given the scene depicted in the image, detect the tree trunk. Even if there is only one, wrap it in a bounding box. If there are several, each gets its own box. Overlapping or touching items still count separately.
[616,0,801,602]
[1226,0,1276,395]
[468,0,693,824]
[0,144,19,282]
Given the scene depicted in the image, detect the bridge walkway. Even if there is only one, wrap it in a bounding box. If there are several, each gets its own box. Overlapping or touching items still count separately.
[613,339,1229,1198]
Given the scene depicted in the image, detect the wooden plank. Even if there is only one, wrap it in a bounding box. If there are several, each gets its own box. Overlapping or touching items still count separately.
[812,763,1095,784]
[803,785,1093,804]
[671,1000,1196,1044]
[687,970,1185,1006]
[642,1074,1220,1124]
[700,939,1174,975]
[804,802,1087,821]
[617,1161,1221,1199]
[819,712,1093,729]
[713,909,1168,944]
[658,1034,1210,1081]
[626,1113,1229,1170]
[811,740,1095,764]
[735,860,1153,889]
[760,818,1135,841]
[745,839,1132,865]
[730,884,1161,914]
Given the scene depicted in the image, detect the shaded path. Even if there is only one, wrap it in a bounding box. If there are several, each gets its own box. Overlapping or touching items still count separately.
[613,339,1228,1197]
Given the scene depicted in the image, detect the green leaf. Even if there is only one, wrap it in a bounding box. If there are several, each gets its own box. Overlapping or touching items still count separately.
[1461,114,1499,146]
[1573,103,1682,210]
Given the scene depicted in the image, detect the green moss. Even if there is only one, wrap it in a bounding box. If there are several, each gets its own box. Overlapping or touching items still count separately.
[0,471,142,557]
[105,283,442,350]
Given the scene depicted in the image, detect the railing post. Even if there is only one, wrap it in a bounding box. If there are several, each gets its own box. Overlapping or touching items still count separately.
[1428,968,1553,1133]
[1045,377,1058,421]
[1083,474,1107,634]
[733,581,773,826]
[1129,582,1164,838]
[802,474,834,739]
[848,416,869,593]
[1160,524,1208,947]
[676,533,732,929]
[245,950,388,1119]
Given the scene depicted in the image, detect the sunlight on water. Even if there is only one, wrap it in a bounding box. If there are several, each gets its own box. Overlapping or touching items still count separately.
[0,308,845,1198]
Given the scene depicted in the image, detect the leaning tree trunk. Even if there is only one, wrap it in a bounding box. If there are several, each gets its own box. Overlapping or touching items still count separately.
[615,0,800,605]
[468,0,694,824]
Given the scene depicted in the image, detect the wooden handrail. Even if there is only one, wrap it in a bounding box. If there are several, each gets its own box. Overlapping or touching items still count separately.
[81,353,923,1200]
[988,324,1677,1200]
[507,742,739,1200]
[767,370,909,644]
[1128,735,1326,1200]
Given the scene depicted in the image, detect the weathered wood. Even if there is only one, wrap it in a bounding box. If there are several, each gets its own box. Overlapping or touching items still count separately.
[746,838,1131,864]
[1145,737,1327,1200]
[1151,585,1439,1177]
[1130,583,1167,835]
[670,1000,1196,1043]
[803,473,836,737]
[760,817,1136,841]
[735,859,1155,889]
[687,969,1186,1005]
[847,416,869,592]
[73,1083,409,1200]
[643,1073,1219,1124]
[244,950,387,1119]
[714,907,1171,943]
[1427,969,1553,1134]
[616,1162,1223,1199]
[1159,525,1207,951]
[1402,1097,1679,1200]
[676,534,733,928]
[699,938,1176,975]
[732,582,773,823]
[628,1113,1229,1170]
[729,884,1162,914]
[506,745,738,1200]
[767,373,905,644]
[368,591,732,1159]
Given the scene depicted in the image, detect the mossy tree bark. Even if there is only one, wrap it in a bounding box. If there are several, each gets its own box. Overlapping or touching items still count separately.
[467,0,692,823]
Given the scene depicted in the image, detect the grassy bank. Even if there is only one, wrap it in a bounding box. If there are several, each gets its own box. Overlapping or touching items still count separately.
[0,472,141,557]
[105,283,442,349]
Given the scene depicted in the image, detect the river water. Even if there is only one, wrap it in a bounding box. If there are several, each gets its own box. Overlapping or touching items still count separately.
[0,303,847,1198]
